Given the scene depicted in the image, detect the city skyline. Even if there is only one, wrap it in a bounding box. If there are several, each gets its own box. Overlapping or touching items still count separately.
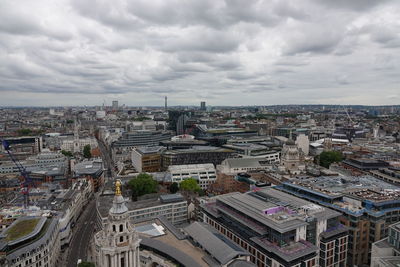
[1,0,400,106]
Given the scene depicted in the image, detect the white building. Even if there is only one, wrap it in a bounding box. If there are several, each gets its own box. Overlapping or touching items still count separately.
[93,180,141,267]
[168,164,217,189]
[61,137,98,153]
[295,134,310,156]
[96,194,188,228]
[218,158,276,175]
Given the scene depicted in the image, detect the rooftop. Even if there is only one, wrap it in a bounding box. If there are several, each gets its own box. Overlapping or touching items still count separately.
[74,159,103,176]
[136,218,207,267]
[2,217,41,242]
[163,146,234,154]
[97,193,186,219]
[213,188,339,233]
[135,146,164,154]
[223,158,277,169]
[287,175,400,202]
[184,221,251,265]
[168,163,215,172]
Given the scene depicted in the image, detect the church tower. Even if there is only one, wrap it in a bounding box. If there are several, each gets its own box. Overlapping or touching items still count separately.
[93,180,141,267]
[73,119,80,153]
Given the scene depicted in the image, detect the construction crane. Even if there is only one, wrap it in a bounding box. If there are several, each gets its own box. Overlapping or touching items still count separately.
[2,140,35,208]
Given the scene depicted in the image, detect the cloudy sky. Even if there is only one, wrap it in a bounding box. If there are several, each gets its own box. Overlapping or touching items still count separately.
[1,0,399,106]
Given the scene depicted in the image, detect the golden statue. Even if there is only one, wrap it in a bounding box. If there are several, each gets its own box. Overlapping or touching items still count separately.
[115,179,122,196]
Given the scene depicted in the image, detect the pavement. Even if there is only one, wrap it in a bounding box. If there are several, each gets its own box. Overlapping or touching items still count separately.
[65,198,97,267]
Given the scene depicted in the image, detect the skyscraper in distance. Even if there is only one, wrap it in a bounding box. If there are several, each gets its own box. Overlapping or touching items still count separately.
[200,101,206,111]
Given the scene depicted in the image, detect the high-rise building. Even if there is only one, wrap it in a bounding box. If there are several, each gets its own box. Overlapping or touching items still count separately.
[164,96,167,111]
[93,180,141,267]
[200,101,206,110]
[112,100,118,111]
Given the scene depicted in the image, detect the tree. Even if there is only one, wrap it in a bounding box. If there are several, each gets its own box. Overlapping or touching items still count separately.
[17,129,32,136]
[179,178,201,193]
[61,150,73,157]
[169,182,179,194]
[78,262,95,267]
[318,151,343,168]
[128,173,157,200]
[83,145,92,158]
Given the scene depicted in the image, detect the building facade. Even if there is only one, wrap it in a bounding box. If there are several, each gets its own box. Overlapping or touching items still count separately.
[202,188,348,267]
[168,163,217,190]
[161,146,235,170]
[131,146,164,173]
[0,216,60,267]
[278,176,400,266]
[371,222,400,267]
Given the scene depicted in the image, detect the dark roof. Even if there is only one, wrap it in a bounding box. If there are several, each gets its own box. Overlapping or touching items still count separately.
[185,222,251,265]
[140,237,202,267]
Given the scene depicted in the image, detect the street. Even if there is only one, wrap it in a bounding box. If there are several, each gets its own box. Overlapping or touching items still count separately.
[65,199,97,267]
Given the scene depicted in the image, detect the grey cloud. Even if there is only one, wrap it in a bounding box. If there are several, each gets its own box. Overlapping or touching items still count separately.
[1,0,400,106]
[312,0,393,11]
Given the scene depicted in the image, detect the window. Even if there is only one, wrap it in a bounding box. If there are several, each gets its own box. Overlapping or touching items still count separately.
[113,225,116,232]
[120,224,123,232]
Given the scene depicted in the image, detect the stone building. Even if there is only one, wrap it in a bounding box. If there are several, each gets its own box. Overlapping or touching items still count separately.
[93,180,141,267]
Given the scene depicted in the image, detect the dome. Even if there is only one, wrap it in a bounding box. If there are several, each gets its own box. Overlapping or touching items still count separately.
[286,139,295,145]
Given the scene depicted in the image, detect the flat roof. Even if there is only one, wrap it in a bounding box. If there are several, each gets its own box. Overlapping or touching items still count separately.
[97,194,186,218]
[168,163,215,172]
[223,158,277,168]
[0,217,45,245]
[286,175,400,202]
[135,146,164,154]
[136,218,207,267]
[215,188,339,233]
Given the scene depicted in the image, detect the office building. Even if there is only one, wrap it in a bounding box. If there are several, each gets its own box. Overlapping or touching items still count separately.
[74,159,104,192]
[371,222,400,267]
[112,131,171,148]
[112,100,118,111]
[161,146,235,170]
[1,136,43,157]
[96,193,188,229]
[202,188,348,267]
[168,163,217,190]
[0,216,60,267]
[277,175,400,266]
[200,101,206,111]
[131,146,164,173]
[222,143,279,159]
[218,157,279,175]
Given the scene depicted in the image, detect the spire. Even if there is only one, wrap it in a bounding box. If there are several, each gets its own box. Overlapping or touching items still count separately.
[115,179,122,196]
[109,179,128,215]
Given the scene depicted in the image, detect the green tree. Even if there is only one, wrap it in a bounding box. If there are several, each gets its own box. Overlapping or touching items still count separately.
[128,173,158,200]
[78,262,95,267]
[169,182,179,194]
[83,145,92,158]
[61,150,73,157]
[318,151,343,168]
[179,178,201,193]
[17,129,32,136]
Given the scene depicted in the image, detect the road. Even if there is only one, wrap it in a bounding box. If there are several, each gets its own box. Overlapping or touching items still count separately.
[97,137,115,183]
[66,199,97,267]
